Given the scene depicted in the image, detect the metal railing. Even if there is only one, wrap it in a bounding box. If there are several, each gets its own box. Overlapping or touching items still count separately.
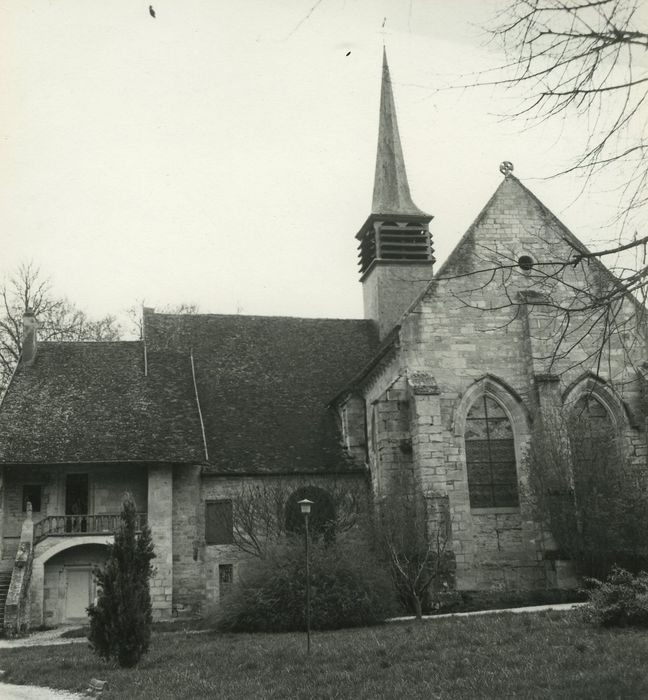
[33,513,147,544]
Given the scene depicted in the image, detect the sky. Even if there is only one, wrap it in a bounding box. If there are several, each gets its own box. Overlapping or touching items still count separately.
[0,0,638,337]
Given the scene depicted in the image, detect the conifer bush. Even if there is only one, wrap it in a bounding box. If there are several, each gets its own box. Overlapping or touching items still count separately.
[87,493,156,667]
[215,539,397,632]
[582,567,648,628]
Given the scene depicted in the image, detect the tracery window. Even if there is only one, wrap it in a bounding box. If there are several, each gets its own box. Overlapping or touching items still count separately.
[464,395,519,508]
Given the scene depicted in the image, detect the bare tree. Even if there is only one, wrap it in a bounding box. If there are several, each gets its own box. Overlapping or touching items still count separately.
[489,0,647,222]
[0,263,121,391]
[525,401,648,578]
[376,479,454,620]
[437,1,648,378]
[231,480,367,559]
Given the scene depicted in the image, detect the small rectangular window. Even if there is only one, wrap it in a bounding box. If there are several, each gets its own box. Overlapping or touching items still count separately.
[219,564,234,598]
[23,485,42,512]
[205,500,233,545]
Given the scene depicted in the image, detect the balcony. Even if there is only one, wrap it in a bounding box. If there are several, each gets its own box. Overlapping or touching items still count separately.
[33,513,147,544]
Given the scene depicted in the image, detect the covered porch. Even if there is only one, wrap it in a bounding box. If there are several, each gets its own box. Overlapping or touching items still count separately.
[0,463,149,563]
[1,462,175,629]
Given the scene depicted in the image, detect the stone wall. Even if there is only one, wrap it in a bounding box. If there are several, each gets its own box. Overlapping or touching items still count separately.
[171,465,203,616]
[170,472,370,615]
[339,395,367,465]
[362,261,435,340]
[148,465,173,620]
[4,506,34,635]
[359,352,408,495]
[2,465,56,562]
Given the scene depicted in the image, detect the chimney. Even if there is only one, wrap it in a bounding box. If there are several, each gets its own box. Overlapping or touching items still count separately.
[22,310,37,364]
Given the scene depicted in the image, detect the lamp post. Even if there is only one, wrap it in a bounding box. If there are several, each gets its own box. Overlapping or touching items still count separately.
[298,498,314,655]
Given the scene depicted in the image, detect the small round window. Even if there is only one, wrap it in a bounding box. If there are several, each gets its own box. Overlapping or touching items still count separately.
[518,255,534,271]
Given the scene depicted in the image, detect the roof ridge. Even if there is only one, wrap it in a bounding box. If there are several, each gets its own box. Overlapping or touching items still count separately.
[149,312,373,323]
[38,340,143,347]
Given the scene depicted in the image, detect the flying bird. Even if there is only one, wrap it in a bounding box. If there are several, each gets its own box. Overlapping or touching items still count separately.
[149,5,156,18]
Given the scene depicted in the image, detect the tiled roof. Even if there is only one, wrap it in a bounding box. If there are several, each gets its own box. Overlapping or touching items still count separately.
[0,314,379,471]
[0,341,205,464]
[144,312,378,473]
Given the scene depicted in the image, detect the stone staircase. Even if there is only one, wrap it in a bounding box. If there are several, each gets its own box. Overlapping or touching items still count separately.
[0,570,13,630]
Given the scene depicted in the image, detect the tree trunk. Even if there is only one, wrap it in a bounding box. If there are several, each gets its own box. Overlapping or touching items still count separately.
[413,595,423,621]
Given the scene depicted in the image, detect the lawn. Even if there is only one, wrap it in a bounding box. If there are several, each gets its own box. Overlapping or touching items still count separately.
[1,611,648,699]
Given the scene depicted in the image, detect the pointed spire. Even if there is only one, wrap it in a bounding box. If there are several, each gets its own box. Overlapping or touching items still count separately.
[371,49,428,217]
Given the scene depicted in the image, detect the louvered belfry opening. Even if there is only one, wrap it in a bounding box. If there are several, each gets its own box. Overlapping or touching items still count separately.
[358,219,434,275]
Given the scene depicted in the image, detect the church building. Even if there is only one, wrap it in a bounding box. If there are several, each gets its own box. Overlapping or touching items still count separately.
[0,51,646,630]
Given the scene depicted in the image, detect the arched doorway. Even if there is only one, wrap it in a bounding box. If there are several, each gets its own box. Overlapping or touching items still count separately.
[42,543,109,624]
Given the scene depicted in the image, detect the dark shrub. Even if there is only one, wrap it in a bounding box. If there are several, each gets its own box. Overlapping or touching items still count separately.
[87,493,156,667]
[582,566,648,628]
[216,539,397,632]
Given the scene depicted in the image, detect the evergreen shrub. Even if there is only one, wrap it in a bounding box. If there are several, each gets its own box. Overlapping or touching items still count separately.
[582,567,648,628]
[87,493,156,667]
[216,539,397,632]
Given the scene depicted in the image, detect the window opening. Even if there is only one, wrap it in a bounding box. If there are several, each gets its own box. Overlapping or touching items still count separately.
[517,255,534,271]
[465,396,519,508]
[205,500,234,545]
[571,394,616,473]
[219,564,233,598]
[23,484,42,512]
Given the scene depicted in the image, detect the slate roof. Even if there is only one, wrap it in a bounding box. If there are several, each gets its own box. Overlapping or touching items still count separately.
[0,315,378,472]
[144,312,379,473]
[0,341,205,464]
[370,49,429,218]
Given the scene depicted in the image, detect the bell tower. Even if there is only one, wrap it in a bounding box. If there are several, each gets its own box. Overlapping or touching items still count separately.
[357,50,434,338]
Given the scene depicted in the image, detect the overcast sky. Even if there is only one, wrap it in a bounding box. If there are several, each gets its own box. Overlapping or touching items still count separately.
[0,0,636,335]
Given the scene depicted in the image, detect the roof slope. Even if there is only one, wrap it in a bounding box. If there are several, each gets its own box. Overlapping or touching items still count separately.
[0,341,205,464]
[144,313,379,473]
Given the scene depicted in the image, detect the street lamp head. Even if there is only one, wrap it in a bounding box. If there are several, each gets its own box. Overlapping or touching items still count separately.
[298,498,314,516]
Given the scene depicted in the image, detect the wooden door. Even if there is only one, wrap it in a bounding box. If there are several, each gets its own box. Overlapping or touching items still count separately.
[65,568,93,621]
[65,474,89,532]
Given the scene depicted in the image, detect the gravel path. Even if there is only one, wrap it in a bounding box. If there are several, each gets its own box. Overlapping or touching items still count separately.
[0,684,84,700]
[388,601,585,622]
[0,627,86,649]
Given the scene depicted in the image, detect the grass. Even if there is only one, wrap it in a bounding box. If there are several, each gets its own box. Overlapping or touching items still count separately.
[1,611,648,698]
[59,618,207,638]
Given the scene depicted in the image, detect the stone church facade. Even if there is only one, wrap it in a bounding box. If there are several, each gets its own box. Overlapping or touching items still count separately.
[0,51,646,629]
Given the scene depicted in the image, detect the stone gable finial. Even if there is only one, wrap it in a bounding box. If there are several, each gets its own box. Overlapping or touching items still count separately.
[499,161,514,176]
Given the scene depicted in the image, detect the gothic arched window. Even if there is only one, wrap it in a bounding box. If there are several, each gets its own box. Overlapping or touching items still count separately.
[465,395,519,508]
[571,394,617,472]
